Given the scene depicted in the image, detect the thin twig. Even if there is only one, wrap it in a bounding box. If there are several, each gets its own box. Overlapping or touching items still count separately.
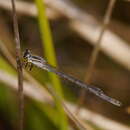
[76,0,117,113]
[11,0,24,130]
[47,84,91,130]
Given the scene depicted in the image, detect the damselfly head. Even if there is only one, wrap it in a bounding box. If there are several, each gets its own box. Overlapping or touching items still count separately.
[23,49,31,59]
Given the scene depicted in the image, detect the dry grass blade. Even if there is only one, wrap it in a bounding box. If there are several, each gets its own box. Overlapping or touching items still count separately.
[0,0,59,19]
[77,0,117,113]
[11,0,24,130]
[45,0,130,71]
[1,0,130,71]
[0,70,129,130]
[47,85,92,130]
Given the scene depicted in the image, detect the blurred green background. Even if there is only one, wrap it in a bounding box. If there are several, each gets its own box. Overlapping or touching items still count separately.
[0,0,130,130]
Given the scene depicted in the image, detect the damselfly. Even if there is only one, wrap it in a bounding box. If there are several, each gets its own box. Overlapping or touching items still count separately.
[23,49,122,107]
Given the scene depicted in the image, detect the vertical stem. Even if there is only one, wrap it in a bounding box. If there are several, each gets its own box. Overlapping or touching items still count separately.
[34,0,68,129]
[77,0,117,113]
[11,0,24,130]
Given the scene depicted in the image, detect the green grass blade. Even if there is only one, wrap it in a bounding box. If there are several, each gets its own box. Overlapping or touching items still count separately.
[34,0,68,129]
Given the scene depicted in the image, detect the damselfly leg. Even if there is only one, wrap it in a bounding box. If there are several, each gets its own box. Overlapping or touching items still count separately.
[29,63,33,71]
[23,60,33,71]
[24,62,28,68]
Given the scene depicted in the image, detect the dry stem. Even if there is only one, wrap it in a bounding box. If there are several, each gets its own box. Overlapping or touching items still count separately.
[76,0,117,113]
[11,0,24,130]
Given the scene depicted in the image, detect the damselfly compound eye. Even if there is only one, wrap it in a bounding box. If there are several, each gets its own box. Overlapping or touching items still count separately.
[23,49,31,59]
